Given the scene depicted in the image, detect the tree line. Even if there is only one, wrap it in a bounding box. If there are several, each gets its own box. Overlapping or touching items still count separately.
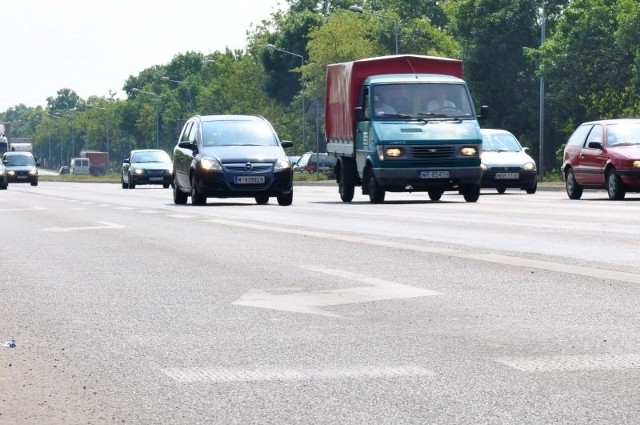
[1,0,638,175]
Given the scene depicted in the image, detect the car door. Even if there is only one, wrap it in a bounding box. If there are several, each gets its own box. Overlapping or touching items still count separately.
[565,124,593,185]
[174,121,196,189]
[578,124,605,186]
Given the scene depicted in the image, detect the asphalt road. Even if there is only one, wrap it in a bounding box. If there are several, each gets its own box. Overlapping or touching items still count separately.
[1,182,639,424]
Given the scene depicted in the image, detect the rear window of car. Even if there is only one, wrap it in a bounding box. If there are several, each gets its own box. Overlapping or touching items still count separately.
[567,124,593,147]
[202,120,277,147]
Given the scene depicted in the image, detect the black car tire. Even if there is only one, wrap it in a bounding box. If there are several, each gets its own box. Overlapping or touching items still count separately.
[173,175,188,205]
[607,169,626,200]
[525,180,537,194]
[255,196,270,205]
[366,170,385,204]
[30,179,38,187]
[121,175,128,189]
[277,191,293,206]
[461,184,480,202]
[0,183,7,190]
[128,174,136,189]
[163,183,170,189]
[190,175,206,205]
[497,187,507,194]
[428,189,444,201]
[565,169,583,200]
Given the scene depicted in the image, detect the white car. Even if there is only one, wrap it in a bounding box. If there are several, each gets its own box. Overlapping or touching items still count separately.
[480,129,537,194]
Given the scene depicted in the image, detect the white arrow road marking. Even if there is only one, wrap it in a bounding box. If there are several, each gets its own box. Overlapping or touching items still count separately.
[233,266,442,317]
[43,221,127,232]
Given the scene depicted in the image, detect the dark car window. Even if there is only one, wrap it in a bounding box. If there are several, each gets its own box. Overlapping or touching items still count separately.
[566,124,593,148]
[4,154,35,166]
[202,120,277,147]
[180,122,194,142]
[585,125,603,147]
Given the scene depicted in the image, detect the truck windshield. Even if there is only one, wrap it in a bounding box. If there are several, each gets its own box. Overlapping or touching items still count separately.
[371,83,473,119]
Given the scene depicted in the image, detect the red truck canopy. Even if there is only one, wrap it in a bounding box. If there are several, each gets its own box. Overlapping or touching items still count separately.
[325,55,463,142]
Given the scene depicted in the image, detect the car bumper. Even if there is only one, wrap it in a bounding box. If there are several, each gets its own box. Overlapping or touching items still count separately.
[7,174,37,183]
[130,175,173,186]
[481,170,537,188]
[373,166,482,190]
[196,169,293,197]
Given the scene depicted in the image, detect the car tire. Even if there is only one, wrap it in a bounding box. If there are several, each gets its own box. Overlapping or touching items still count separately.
[190,175,206,205]
[0,183,7,190]
[428,190,444,201]
[497,187,507,194]
[128,174,136,189]
[163,183,170,189]
[366,170,385,204]
[255,196,270,205]
[607,169,626,200]
[525,180,537,194]
[30,179,38,187]
[338,159,356,203]
[461,184,480,202]
[173,175,188,205]
[121,175,128,189]
[565,169,583,200]
[277,191,293,206]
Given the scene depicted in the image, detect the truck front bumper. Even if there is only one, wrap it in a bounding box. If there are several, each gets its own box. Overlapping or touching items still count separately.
[373,166,482,191]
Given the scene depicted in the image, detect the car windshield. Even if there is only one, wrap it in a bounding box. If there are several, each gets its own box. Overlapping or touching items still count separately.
[132,151,171,163]
[4,155,35,166]
[482,133,521,152]
[607,123,640,147]
[202,120,278,147]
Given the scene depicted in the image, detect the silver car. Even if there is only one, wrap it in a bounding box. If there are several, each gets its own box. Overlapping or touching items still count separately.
[480,129,537,194]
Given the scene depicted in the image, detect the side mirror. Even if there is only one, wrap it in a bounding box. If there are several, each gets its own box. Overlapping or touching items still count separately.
[123,158,130,164]
[355,106,364,122]
[281,140,293,149]
[477,105,489,121]
[178,141,197,151]
[588,141,603,150]
[523,147,530,153]
[36,161,40,167]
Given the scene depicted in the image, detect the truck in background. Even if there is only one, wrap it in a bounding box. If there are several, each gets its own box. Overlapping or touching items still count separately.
[80,150,108,175]
[0,123,33,154]
[325,54,488,203]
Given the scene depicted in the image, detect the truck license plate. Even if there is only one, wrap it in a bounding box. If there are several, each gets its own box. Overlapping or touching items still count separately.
[235,175,265,184]
[419,170,450,179]
[495,173,519,180]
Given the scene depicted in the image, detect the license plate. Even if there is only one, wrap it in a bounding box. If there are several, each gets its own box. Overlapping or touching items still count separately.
[495,173,519,180]
[419,170,450,179]
[235,175,265,184]
[149,177,163,181]
[17,175,28,180]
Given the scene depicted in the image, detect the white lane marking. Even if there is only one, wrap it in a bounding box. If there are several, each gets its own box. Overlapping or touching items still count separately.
[234,266,442,317]
[163,366,435,383]
[115,207,134,210]
[166,214,196,219]
[138,210,161,214]
[202,218,640,284]
[0,206,46,212]
[43,221,127,232]
[496,354,640,372]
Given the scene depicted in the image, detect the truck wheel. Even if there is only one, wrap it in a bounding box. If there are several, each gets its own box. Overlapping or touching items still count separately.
[367,172,385,203]
[338,158,356,202]
[461,184,480,202]
[428,190,444,201]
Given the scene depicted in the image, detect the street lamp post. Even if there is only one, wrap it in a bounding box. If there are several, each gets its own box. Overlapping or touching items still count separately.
[539,2,546,177]
[349,5,399,54]
[160,76,193,112]
[131,88,159,148]
[266,44,306,152]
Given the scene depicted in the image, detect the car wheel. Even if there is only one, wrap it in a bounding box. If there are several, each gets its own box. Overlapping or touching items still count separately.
[0,183,7,190]
[496,187,507,194]
[173,175,188,205]
[277,191,293,206]
[338,159,356,203]
[128,174,136,189]
[461,184,480,202]
[255,196,270,205]
[163,183,170,189]
[525,179,537,194]
[190,175,206,205]
[30,179,38,187]
[565,169,583,200]
[121,174,128,189]
[428,190,443,201]
[366,170,385,203]
[607,169,626,200]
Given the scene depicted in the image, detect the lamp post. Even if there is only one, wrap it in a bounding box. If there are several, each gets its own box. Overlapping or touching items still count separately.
[131,88,159,148]
[349,5,398,54]
[539,2,546,177]
[267,44,306,152]
[160,76,193,112]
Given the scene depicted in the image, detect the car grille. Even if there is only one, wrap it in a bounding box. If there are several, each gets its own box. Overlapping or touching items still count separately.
[410,146,456,159]
[147,169,168,176]
[224,162,272,172]
[488,166,521,172]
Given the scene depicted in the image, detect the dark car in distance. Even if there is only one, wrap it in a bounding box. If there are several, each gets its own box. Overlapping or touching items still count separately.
[561,118,640,200]
[2,151,39,186]
[122,149,173,189]
[0,161,8,189]
[172,115,294,206]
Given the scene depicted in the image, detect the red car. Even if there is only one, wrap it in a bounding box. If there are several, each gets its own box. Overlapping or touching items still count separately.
[561,118,640,200]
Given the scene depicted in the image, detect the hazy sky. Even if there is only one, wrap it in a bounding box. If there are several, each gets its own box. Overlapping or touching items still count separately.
[2,0,285,110]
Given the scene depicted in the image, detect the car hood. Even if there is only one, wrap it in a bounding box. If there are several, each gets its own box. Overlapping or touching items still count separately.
[200,145,285,163]
[5,165,37,172]
[481,151,534,166]
[606,145,640,159]
[373,120,481,142]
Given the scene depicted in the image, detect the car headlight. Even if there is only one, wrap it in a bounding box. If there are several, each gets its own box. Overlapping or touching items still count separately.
[480,163,488,171]
[7,170,16,176]
[274,157,291,171]
[133,168,144,175]
[28,169,38,176]
[522,162,536,171]
[200,156,222,171]
[633,160,640,168]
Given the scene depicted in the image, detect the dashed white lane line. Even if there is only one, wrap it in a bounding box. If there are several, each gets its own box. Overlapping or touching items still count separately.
[138,209,162,214]
[496,354,640,372]
[163,366,435,383]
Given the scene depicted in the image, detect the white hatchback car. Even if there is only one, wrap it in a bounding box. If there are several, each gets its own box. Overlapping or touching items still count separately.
[480,129,537,194]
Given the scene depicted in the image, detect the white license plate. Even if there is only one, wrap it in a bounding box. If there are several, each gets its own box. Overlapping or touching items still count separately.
[495,173,519,180]
[235,175,265,184]
[419,170,450,179]
[17,175,28,180]
[149,176,163,181]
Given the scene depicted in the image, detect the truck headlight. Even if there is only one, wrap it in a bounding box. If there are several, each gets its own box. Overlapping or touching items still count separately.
[385,147,403,158]
[480,163,488,171]
[460,147,478,156]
